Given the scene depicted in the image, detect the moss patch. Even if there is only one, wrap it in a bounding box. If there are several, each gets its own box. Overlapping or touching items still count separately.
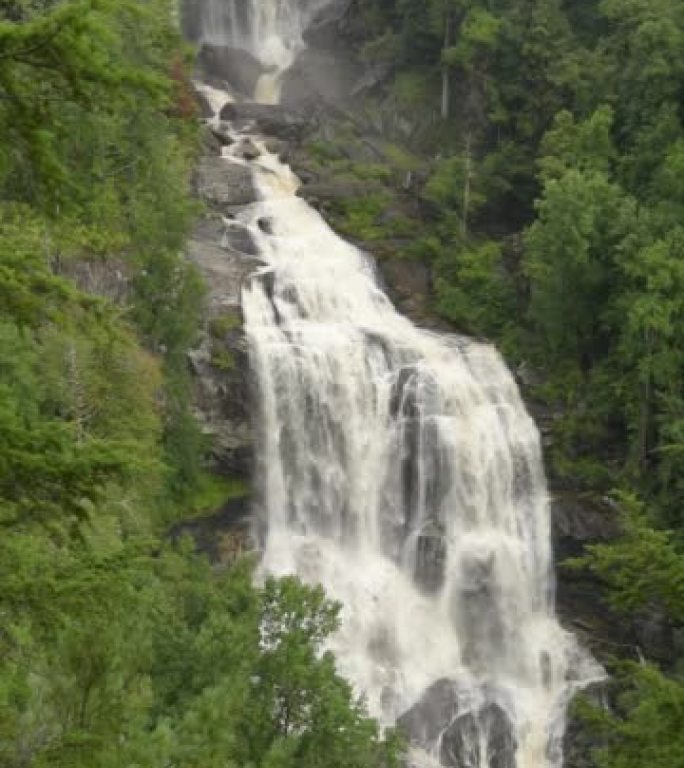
[209,310,241,339]
[186,471,249,519]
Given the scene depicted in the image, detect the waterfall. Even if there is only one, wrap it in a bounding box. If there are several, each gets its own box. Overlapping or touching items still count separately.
[237,148,600,768]
[197,0,330,101]
[193,3,602,766]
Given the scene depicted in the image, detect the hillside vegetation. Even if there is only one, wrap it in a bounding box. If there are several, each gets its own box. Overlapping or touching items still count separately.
[0,3,400,766]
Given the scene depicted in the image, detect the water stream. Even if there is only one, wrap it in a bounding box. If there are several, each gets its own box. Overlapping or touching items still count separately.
[192,2,602,765]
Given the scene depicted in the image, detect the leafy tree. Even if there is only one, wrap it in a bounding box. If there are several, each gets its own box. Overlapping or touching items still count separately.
[569,493,684,622]
[524,169,635,365]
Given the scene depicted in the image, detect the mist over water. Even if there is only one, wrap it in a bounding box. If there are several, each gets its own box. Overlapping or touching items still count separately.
[195,2,602,766]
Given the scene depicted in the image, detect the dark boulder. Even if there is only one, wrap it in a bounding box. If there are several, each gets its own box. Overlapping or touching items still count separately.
[257,217,275,235]
[199,124,223,156]
[238,137,261,160]
[219,102,311,142]
[223,222,259,255]
[194,157,258,208]
[397,679,459,745]
[210,122,235,146]
[198,44,265,97]
[551,494,618,562]
[194,87,215,118]
[398,680,517,768]
[441,705,516,768]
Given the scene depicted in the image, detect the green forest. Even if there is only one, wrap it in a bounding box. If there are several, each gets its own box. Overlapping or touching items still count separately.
[1,0,683,767]
[0,2,401,766]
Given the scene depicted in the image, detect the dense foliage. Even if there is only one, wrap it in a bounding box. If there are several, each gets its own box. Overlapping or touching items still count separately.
[0,2,399,767]
[2,0,683,765]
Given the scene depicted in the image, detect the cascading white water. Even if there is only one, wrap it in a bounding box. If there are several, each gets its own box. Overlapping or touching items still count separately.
[233,142,600,768]
[196,3,602,766]
[198,0,330,102]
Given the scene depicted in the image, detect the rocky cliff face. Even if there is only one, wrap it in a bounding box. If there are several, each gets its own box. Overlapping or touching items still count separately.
[187,148,257,483]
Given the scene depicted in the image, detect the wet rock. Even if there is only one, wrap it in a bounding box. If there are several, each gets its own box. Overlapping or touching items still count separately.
[414,521,447,592]
[454,552,507,673]
[186,237,256,309]
[192,214,227,244]
[185,192,257,485]
[398,680,517,768]
[397,679,459,745]
[210,122,235,146]
[179,0,202,40]
[632,609,684,666]
[281,45,362,111]
[238,137,261,160]
[198,43,264,97]
[195,157,258,208]
[200,125,223,156]
[551,493,625,657]
[223,222,259,255]
[297,167,318,185]
[552,494,619,561]
[514,360,544,390]
[551,494,684,666]
[247,268,276,301]
[219,102,311,142]
[186,328,254,477]
[257,217,274,235]
[441,705,516,768]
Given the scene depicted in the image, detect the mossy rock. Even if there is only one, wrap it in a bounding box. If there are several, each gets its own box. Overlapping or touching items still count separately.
[210,344,235,371]
[209,310,241,339]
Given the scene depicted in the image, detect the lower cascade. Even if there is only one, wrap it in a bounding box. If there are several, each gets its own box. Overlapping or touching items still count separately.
[193,5,602,766]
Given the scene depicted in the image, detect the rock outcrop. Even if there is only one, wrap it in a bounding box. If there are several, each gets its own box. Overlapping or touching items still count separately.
[398,679,517,768]
[186,134,262,484]
[198,44,265,99]
[219,103,311,142]
[195,156,259,209]
[170,497,253,564]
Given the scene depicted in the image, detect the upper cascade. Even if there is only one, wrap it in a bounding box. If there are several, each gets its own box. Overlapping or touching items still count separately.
[196,0,332,102]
